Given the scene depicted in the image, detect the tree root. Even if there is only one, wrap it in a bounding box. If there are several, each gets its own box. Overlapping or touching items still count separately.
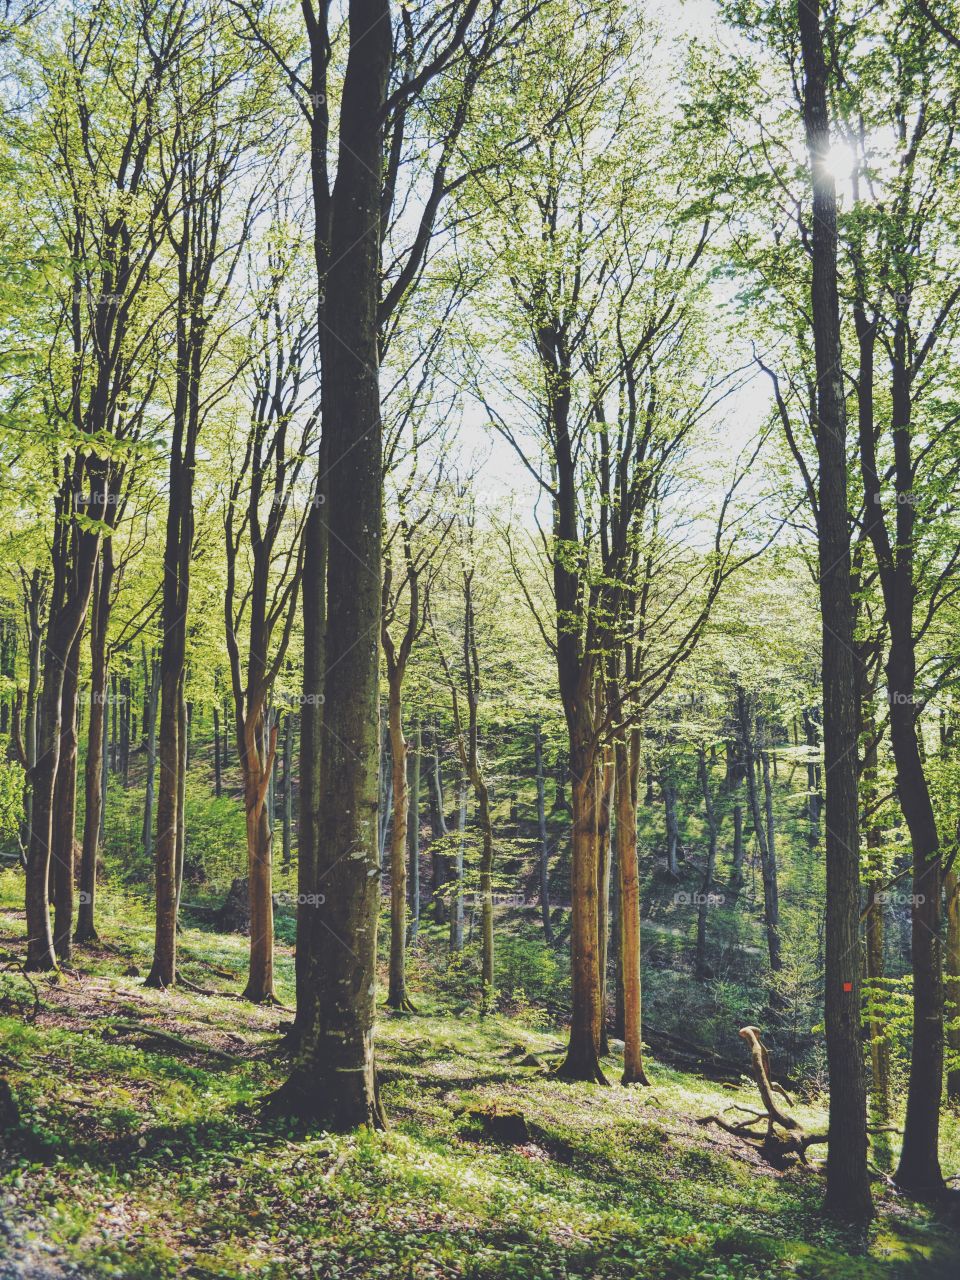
[385,993,418,1014]
[553,1053,610,1086]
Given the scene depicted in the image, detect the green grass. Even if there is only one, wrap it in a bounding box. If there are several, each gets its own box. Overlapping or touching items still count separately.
[1,872,959,1279]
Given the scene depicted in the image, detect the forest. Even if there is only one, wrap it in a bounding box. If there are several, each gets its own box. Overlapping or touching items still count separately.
[2,0,960,1275]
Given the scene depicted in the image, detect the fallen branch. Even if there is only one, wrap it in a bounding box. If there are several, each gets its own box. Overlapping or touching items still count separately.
[698,1026,828,1168]
[0,953,42,1020]
[105,1020,242,1063]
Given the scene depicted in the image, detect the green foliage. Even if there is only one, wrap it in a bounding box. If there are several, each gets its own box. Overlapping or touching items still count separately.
[491,930,568,1008]
[0,749,24,847]
[862,974,916,1093]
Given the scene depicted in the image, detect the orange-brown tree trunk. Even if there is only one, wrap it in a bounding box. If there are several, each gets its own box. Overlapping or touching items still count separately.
[476,775,494,995]
[387,683,414,1010]
[242,713,277,1004]
[596,749,613,1054]
[557,736,607,1083]
[52,629,82,962]
[616,731,649,1085]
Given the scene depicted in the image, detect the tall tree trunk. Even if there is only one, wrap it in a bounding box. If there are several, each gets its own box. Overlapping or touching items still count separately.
[282,713,292,873]
[213,706,222,799]
[52,629,82,961]
[696,747,718,982]
[267,711,275,833]
[430,725,448,922]
[278,0,390,1129]
[610,832,624,1040]
[293,494,326,1040]
[738,690,781,973]
[450,778,466,952]
[798,0,872,1218]
[110,672,118,773]
[99,696,108,842]
[120,668,131,787]
[730,799,744,890]
[616,730,648,1085]
[408,721,420,944]
[596,751,613,1054]
[887,644,944,1194]
[378,719,393,868]
[476,774,495,996]
[77,542,114,943]
[174,688,188,919]
[142,655,160,860]
[26,662,66,971]
[242,711,277,1004]
[761,746,775,865]
[26,496,101,971]
[20,569,44,855]
[379,772,393,866]
[147,395,193,988]
[386,682,414,1010]
[535,724,553,942]
[557,727,607,1083]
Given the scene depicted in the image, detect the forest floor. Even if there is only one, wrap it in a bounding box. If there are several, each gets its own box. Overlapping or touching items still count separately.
[1,873,959,1280]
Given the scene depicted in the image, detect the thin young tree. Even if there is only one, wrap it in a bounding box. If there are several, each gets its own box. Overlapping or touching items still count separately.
[223,202,317,1003]
[21,0,186,968]
[433,503,496,997]
[381,495,447,1010]
[148,16,272,986]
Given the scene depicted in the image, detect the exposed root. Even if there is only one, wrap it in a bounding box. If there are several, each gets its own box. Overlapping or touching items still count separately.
[241,984,283,1006]
[553,1049,610,1086]
[621,1069,651,1087]
[385,993,418,1014]
[262,1073,387,1131]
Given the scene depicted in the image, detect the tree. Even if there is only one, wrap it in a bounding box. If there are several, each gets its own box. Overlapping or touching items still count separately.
[223,199,317,1003]
[148,12,270,987]
[275,0,392,1128]
[381,480,449,1010]
[465,2,762,1078]
[433,502,496,997]
[838,6,960,1196]
[18,0,187,969]
[797,0,872,1220]
[736,685,781,977]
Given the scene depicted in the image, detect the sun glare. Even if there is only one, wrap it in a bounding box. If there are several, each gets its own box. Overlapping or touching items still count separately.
[822,140,856,182]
